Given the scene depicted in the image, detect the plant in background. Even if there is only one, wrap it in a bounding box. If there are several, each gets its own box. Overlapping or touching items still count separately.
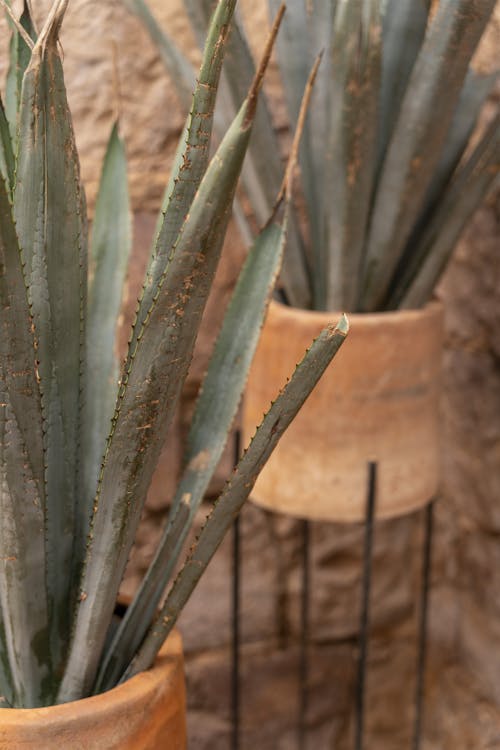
[0,0,348,708]
[125,0,499,312]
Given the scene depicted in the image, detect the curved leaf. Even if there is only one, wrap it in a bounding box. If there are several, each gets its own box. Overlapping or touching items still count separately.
[81,123,131,547]
[377,0,428,170]
[129,0,237,363]
[0,97,14,193]
[124,314,349,680]
[14,0,85,677]
[4,0,36,143]
[0,171,49,707]
[58,7,280,701]
[324,0,382,311]
[95,216,287,692]
[361,0,496,311]
[395,113,500,309]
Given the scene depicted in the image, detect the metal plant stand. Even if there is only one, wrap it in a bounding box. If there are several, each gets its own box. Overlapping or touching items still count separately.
[231,432,242,750]
[354,462,378,750]
[230,435,435,750]
[298,519,310,750]
[412,501,434,750]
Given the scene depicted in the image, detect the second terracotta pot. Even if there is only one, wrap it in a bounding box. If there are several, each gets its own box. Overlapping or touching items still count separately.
[0,630,186,750]
[243,300,443,522]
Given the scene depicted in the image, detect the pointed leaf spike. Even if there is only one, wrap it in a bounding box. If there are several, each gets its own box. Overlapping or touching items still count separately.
[245,3,286,126]
[0,1,34,48]
[123,315,349,679]
[277,52,323,207]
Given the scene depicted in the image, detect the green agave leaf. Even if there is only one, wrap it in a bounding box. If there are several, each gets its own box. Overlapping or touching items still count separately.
[227,22,311,308]
[361,0,496,312]
[122,0,195,110]
[325,0,382,311]
[122,0,255,272]
[224,8,313,309]
[269,0,333,312]
[81,123,131,550]
[14,0,86,678]
[123,314,349,680]
[59,9,279,702]
[419,69,499,222]
[377,0,429,171]
[394,113,500,310]
[95,216,287,692]
[4,0,36,144]
[0,616,13,707]
[221,9,282,223]
[185,0,312,308]
[269,0,310,125]
[0,97,14,193]
[130,0,237,362]
[267,0,326,310]
[0,171,50,707]
[277,212,313,310]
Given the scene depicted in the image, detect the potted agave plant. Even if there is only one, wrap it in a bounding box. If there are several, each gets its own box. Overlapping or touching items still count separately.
[123,0,499,522]
[0,0,348,746]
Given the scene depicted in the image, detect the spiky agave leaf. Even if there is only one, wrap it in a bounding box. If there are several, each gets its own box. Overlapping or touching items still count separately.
[14,0,86,680]
[218,4,314,309]
[130,0,237,365]
[0,97,14,193]
[81,123,132,550]
[269,0,334,310]
[0,167,50,707]
[133,0,311,307]
[361,0,497,312]
[4,0,36,143]
[93,54,322,692]
[123,314,349,681]
[58,3,283,702]
[391,113,500,310]
[95,215,288,692]
[416,69,499,229]
[376,0,429,171]
[323,0,382,312]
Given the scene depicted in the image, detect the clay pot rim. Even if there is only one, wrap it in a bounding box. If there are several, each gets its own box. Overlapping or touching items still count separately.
[271,297,442,327]
[0,629,182,721]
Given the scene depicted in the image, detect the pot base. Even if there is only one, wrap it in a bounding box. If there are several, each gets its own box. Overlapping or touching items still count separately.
[0,631,186,750]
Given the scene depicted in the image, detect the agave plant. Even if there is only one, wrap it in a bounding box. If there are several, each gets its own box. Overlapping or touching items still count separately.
[125,0,499,312]
[0,0,348,708]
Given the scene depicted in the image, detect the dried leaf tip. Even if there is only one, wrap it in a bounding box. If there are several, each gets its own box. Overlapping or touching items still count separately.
[34,0,69,52]
[334,313,349,337]
[0,0,34,49]
[278,51,322,205]
[244,3,286,126]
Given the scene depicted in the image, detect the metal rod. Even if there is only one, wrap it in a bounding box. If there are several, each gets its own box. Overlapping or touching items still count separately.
[298,519,310,750]
[231,431,242,750]
[355,461,377,750]
[412,500,435,750]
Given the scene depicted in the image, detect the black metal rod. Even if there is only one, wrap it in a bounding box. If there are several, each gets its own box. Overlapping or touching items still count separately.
[355,462,377,750]
[298,519,310,750]
[412,500,435,750]
[231,432,242,750]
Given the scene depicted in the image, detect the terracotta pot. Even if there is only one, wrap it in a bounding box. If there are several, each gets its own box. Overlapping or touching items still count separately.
[0,630,186,750]
[243,300,444,522]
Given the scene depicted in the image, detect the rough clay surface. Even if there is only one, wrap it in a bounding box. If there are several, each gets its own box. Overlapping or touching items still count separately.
[0,1,499,748]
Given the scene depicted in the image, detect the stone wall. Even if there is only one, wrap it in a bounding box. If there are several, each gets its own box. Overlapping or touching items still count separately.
[1,2,499,748]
